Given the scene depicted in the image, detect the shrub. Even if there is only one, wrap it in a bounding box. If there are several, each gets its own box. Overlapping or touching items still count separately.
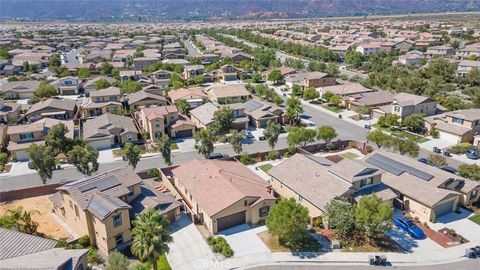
[239,152,255,165]
[206,236,234,258]
[265,150,278,160]
[0,152,8,171]
[87,247,104,265]
[448,143,473,154]
[147,168,160,178]
[77,235,90,248]
[430,129,440,139]
[313,216,324,229]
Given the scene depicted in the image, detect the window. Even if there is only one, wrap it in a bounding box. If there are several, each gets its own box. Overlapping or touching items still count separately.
[259,206,270,218]
[298,195,304,203]
[127,134,133,141]
[109,96,117,101]
[155,131,162,139]
[360,177,373,188]
[244,200,248,207]
[74,205,79,217]
[115,233,124,247]
[127,187,134,196]
[155,120,161,128]
[394,105,401,112]
[113,213,122,227]
[19,132,34,140]
[452,117,464,125]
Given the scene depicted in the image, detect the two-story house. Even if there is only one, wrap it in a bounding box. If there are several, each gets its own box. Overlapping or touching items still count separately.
[189,102,249,131]
[168,87,208,109]
[125,90,169,110]
[50,76,81,95]
[206,84,251,105]
[457,60,480,77]
[217,65,241,81]
[83,87,122,117]
[391,92,437,120]
[285,71,336,90]
[50,168,181,254]
[7,118,74,161]
[0,80,41,99]
[425,109,480,144]
[0,101,22,124]
[135,105,196,140]
[183,65,205,80]
[25,97,78,122]
[82,113,138,149]
[425,45,455,58]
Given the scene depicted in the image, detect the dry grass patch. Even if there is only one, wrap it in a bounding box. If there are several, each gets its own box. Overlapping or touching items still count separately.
[257,230,291,252]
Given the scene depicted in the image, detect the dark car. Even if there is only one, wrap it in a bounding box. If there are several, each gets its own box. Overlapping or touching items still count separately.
[466,148,480,160]
[417,157,429,164]
[207,153,227,159]
[393,215,426,239]
[441,166,457,175]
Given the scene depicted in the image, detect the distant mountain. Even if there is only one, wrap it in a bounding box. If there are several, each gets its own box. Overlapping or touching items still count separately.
[1,0,479,21]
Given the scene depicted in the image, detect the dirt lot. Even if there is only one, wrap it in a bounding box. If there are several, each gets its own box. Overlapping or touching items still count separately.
[0,195,71,240]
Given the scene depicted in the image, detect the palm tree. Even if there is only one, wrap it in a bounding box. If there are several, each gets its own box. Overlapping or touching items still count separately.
[131,209,173,270]
[286,97,304,125]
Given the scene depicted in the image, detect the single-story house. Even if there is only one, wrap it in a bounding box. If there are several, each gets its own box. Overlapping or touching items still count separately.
[25,97,77,122]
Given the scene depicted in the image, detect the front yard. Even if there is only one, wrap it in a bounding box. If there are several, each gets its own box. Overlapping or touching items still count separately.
[113,143,179,158]
[258,163,273,173]
[322,105,343,113]
[257,230,322,253]
[468,214,480,225]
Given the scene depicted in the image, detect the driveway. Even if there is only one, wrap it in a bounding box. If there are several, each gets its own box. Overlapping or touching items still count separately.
[429,208,480,243]
[218,224,270,257]
[174,137,196,152]
[167,214,218,270]
[97,149,114,163]
[419,138,456,152]
[386,226,441,252]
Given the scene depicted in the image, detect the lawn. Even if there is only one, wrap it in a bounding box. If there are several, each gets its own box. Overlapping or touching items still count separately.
[258,164,273,173]
[157,254,171,270]
[341,236,404,252]
[112,148,148,158]
[468,214,480,225]
[322,105,343,113]
[170,143,179,150]
[257,231,322,252]
[339,152,360,159]
[390,130,429,143]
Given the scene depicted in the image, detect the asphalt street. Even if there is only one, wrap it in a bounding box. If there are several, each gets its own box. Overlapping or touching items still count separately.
[245,259,480,270]
[184,39,203,56]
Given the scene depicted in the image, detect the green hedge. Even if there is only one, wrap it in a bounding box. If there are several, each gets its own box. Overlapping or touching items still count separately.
[206,236,234,257]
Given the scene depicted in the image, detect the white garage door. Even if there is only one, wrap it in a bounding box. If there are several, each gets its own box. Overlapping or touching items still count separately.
[15,150,29,161]
[88,139,112,150]
[438,131,460,144]
[435,200,455,217]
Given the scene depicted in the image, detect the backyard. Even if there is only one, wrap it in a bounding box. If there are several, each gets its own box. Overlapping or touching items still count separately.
[258,163,273,173]
[468,213,480,225]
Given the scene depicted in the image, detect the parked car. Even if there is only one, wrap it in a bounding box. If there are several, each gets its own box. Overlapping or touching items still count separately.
[417,157,429,164]
[466,148,480,160]
[393,215,426,239]
[207,153,227,159]
[441,166,457,175]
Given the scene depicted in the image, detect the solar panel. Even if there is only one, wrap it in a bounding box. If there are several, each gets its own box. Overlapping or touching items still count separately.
[366,153,434,181]
[244,100,262,112]
[78,176,121,193]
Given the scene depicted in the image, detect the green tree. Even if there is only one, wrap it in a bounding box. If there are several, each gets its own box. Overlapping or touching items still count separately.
[285,97,304,124]
[402,114,425,133]
[48,54,61,67]
[105,251,129,270]
[95,79,111,90]
[67,144,99,176]
[175,99,190,114]
[0,207,39,235]
[287,126,316,150]
[316,125,337,145]
[355,195,393,240]
[467,68,480,86]
[100,62,114,75]
[325,199,356,239]
[251,72,262,83]
[194,128,215,158]
[263,120,281,150]
[124,142,141,170]
[27,144,55,185]
[229,130,243,154]
[355,106,370,117]
[45,123,71,156]
[427,154,447,167]
[268,69,283,84]
[77,68,91,78]
[266,198,309,246]
[367,129,391,148]
[458,163,480,181]
[384,114,400,127]
[345,50,365,68]
[326,62,339,76]
[120,80,142,94]
[155,134,172,166]
[328,95,341,107]
[212,107,234,134]
[291,84,303,97]
[303,87,319,100]
[393,137,419,157]
[35,82,58,98]
[131,209,173,270]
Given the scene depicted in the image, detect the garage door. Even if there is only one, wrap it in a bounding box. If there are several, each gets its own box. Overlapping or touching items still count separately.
[438,131,460,144]
[175,129,193,138]
[15,150,29,161]
[216,211,246,232]
[435,200,454,217]
[88,139,112,150]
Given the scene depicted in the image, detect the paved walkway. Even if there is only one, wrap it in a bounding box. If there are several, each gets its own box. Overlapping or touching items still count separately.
[219,225,270,258]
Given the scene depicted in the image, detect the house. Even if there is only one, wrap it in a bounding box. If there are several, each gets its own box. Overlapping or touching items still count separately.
[343,90,394,111]
[7,118,74,161]
[261,66,296,82]
[390,92,437,120]
[424,109,480,144]
[50,76,82,95]
[268,153,396,222]
[206,84,251,104]
[82,113,138,149]
[393,38,415,52]
[456,42,480,59]
[319,83,374,98]
[364,151,480,222]
[0,80,41,99]
[133,57,159,71]
[125,90,169,110]
[189,102,249,130]
[25,97,78,122]
[425,45,455,58]
[0,101,21,123]
[398,50,425,66]
[196,53,220,64]
[355,43,381,56]
[83,87,122,117]
[0,228,88,270]
[161,159,275,234]
[50,168,181,254]
[217,65,242,81]
[168,86,208,109]
[83,76,116,93]
[119,70,142,82]
[457,60,480,77]
[285,71,336,90]
[243,99,285,128]
[136,105,196,140]
[183,64,205,80]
